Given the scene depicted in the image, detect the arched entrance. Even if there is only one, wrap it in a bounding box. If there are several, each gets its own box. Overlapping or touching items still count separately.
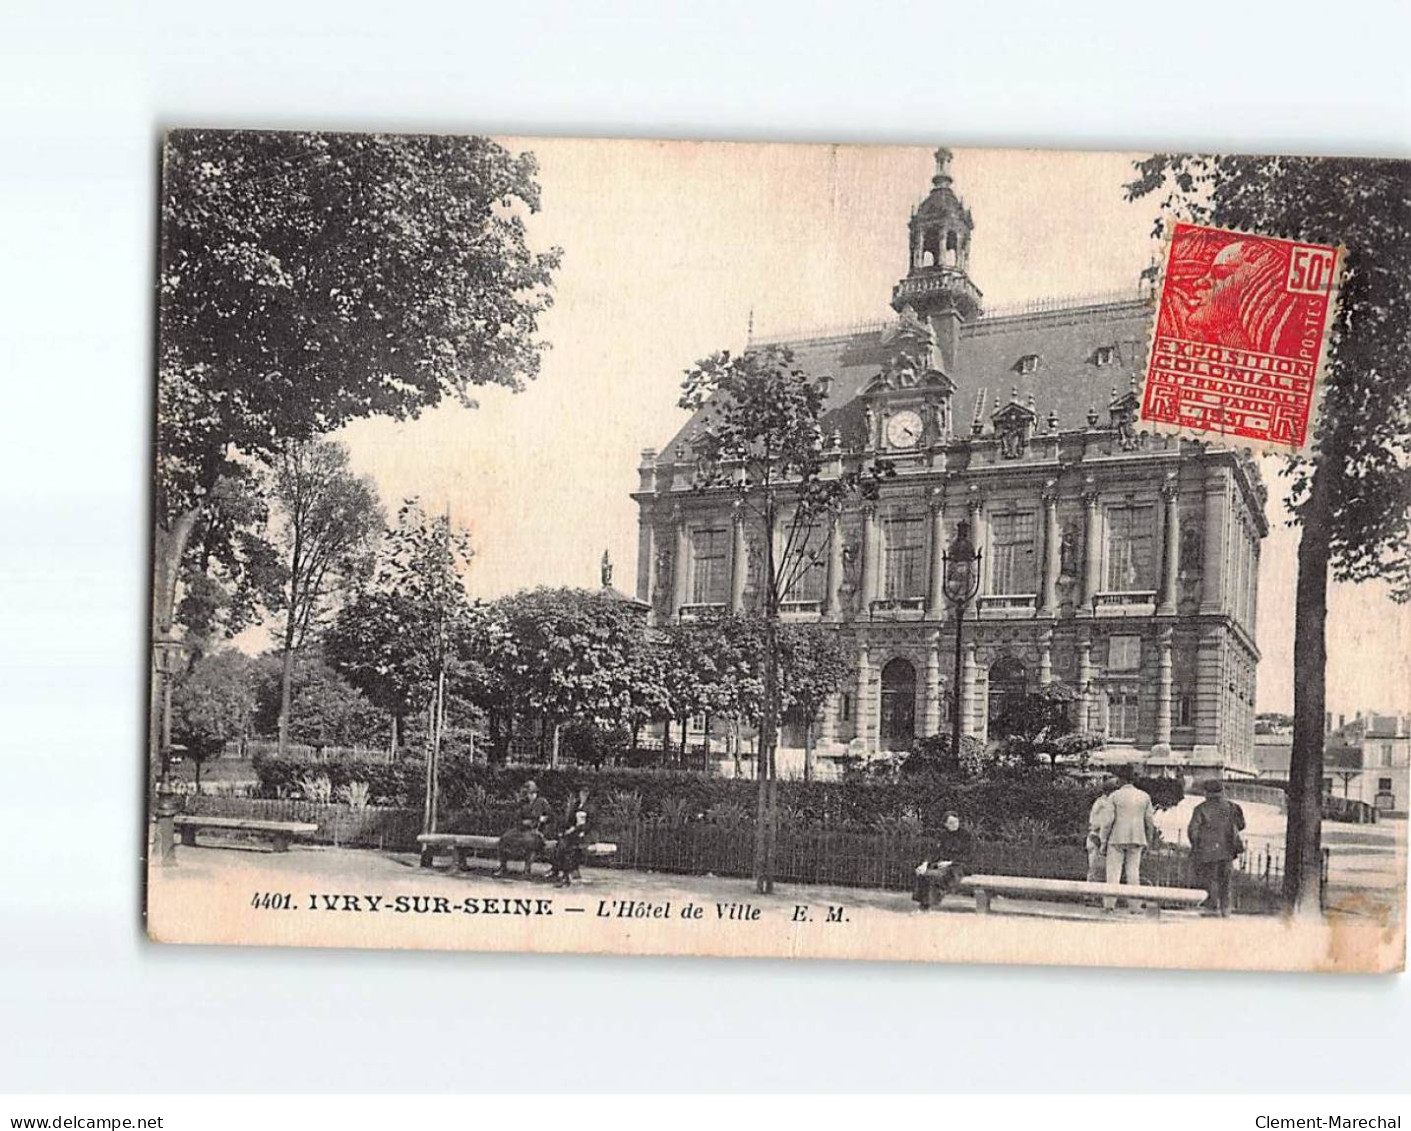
[986,655,1028,740]
[880,657,917,752]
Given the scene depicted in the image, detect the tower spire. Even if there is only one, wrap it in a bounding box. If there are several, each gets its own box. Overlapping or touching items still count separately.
[932,147,954,187]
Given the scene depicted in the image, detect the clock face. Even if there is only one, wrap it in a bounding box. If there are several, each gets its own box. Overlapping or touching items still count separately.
[886,409,924,449]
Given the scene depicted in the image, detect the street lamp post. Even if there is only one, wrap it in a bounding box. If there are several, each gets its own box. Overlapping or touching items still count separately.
[151,635,187,866]
[942,520,982,770]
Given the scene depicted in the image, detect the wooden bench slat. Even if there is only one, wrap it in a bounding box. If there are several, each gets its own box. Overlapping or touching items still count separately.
[174,816,319,834]
[959,875,1206,903]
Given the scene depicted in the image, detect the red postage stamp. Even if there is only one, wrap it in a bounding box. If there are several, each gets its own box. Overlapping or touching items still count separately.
[1139,222,1342,453]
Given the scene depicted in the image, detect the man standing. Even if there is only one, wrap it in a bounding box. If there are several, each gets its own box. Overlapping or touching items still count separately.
[1086,777,1119,884]
[1187,779,1246,917]
[1100,769,1157,910]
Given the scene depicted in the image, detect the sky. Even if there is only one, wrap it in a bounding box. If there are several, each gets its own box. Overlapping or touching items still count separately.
[282,138,1408,721]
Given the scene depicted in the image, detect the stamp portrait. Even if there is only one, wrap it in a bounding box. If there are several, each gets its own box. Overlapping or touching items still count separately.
[1140,222,1341,452]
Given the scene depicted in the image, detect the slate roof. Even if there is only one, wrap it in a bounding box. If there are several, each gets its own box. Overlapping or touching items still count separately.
[660,292,1156,457]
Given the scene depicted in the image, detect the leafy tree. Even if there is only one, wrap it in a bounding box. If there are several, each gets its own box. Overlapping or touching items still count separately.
[989,683,1102,775]
[175,468,286,648]
[253,652,382,753]
[656,611,764,766]
[268,439,383,753]
[1127,154,1411,916]
[466,588,652,763]
[680,346,889,891]
[325,501,473,759]
[170,650,260,792]
[153,130,558,776]
[777,622,853,782]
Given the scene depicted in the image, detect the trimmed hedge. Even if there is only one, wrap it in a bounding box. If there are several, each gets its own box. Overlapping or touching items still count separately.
[252,755,1183,843]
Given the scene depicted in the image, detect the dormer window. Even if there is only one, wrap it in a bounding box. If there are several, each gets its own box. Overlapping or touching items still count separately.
[1017,354,1040,375]
[1094,345,1116,367]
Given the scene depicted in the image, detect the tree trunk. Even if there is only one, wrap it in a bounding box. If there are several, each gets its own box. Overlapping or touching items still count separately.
[1285,459,1333,920]
[679,714,688,767]
[756,609,780,894]
[276,626,296,757]
[803,717,814,783]
[150,509,199,792]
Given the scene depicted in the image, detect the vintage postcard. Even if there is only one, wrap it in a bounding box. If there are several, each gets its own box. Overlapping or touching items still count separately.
[145,132,1410,973]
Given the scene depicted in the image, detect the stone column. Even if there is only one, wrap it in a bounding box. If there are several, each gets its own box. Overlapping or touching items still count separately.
[1157,473,1180,616]
[824,510,843,621]
[729,504,747,613]
[637,520,655,606]
[1200,466,1227,614]
[1078,636,1094,733]
[923,630,942,737]
[1081,479,1102,610]
[672,509,689,619]
[1038,480,1060,616]
[926,488,946,620]
[819,693,838,747]
[859,505,879,610]
[1039,628,1053,687]
[965,486,984,601]
[1156,627,1174,746]
[855,644,870,751]
[961,640,977,737]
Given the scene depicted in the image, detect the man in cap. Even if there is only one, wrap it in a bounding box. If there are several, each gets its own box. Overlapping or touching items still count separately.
[493,779,552,877]
[1187,778,1246,917]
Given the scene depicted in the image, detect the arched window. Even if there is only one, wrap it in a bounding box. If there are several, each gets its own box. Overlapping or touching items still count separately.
[880,658,917,752]
[945,230,960,267]
[922,227,940,268]
[986,655,1028,740]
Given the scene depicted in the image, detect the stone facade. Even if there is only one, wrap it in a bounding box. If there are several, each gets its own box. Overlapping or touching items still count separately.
[633,150,1266,774]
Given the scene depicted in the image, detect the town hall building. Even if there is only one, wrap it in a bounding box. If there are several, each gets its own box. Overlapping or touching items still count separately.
[632,150,1266,778]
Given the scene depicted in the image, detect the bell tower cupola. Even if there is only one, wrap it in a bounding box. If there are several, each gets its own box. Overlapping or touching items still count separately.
[892,147,982,375]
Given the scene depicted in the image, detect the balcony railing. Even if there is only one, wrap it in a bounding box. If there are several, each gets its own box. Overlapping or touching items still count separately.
[779,599,823,618]
[1092,590,1157,614]
[869,597,927,617]
[978,594,1036,615]
[678,602,726,621]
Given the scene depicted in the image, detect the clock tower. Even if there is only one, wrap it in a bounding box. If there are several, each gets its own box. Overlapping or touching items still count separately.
[862,303,957,452]
[890,147,982,378]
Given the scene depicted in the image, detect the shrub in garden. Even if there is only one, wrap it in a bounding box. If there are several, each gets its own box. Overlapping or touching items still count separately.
[250,752,1172,840]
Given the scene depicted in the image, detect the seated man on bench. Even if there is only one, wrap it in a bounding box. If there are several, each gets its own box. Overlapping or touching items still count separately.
[493,780,552,878]
[913,810,973,911]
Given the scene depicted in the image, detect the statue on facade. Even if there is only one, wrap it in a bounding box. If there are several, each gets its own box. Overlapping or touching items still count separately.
[654,546,672,610]
[1179,526,1203,576]
[1059,520,1081,578]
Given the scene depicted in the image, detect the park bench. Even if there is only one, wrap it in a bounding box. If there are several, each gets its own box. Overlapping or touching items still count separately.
[959,874,1209,920]
[173,815,318,853]
[416,833,618,874]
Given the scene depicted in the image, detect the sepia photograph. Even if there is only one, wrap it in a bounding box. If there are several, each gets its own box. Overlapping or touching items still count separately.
[140,131,1410,973]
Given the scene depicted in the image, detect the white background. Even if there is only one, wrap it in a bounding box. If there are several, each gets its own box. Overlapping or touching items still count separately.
[2,0,1409,1095]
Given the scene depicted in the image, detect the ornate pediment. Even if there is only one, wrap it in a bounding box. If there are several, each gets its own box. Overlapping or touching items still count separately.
[989,388,1038,459]
[1108,383,1142,451]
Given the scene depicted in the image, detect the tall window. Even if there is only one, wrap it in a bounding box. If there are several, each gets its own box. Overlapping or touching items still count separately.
[1105,504,1156,591]
[690,528,728,605]
[1176,690,1195,728]
[883,515,926,599]
[789,524,826,602]
[990,512,1037,594]
[1108,691,1140,742]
